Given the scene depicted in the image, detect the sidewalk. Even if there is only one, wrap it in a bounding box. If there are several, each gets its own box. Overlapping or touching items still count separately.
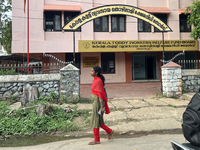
[5,91,195,150]
[74,93,194,135]
[9,92,194,139]
[80,82,162,99]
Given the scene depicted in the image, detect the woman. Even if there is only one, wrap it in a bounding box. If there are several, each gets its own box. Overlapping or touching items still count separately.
[88,66,114,145]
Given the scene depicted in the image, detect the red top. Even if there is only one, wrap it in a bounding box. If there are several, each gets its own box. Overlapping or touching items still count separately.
[91,77,110,114]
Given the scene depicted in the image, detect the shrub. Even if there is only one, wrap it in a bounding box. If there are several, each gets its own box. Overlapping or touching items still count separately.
[0,69,16,75]
[0,101,80,137]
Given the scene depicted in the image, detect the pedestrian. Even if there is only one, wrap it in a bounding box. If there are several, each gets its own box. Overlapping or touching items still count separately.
[88,66,114,145]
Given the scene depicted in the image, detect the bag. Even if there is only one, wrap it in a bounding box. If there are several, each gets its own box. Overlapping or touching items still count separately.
[104,87,108,98]
[182,90,200,147]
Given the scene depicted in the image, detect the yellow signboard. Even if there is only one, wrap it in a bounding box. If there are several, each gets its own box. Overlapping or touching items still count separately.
[83,57,99,68]
[63,5,172,32]
[79,40,199,52]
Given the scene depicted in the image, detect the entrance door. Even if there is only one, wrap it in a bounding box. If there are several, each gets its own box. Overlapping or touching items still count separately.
[133,55,146,80]
[146,56,154,79]
[133,53,157,80]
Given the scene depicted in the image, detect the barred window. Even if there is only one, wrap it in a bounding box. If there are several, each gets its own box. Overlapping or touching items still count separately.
[138,19,151,32]
[111,15,126,32]
[94,16,109,32]
[101,53,115,74]
[180,14,191,32]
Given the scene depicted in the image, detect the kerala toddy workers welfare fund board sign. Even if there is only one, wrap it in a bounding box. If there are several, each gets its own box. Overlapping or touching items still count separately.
[63,5,172,32]
[79,40,199,52]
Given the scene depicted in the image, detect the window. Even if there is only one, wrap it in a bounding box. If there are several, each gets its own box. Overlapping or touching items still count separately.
[138,19,151,32]
[111,15,126,32]
[64,11,81,31]
[101,53,115,73]
[94,16,109,32]
[44,11,62,32]
[66,53,80,69]
[154,14,168,32]
[180,14,191,32]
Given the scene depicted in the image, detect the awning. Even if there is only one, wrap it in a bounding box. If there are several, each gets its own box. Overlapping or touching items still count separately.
[179,8,191,15]
[43,4,81,12]
[139,7,171,14]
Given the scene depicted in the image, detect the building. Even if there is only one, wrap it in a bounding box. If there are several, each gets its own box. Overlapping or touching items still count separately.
[12,0,200,84]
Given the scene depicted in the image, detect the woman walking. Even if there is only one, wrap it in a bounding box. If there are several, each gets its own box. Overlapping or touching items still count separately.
[88,66,114,145]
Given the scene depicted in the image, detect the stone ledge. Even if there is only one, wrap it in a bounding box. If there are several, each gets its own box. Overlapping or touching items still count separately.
[182,69,200,76]
[0,74,60,82]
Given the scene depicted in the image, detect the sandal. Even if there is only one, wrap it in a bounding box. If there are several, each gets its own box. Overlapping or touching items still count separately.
[108,130,114,140]
[88,140,100,145]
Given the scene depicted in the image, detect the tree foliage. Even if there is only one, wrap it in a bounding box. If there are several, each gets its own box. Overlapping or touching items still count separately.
[0,0,11,20]
[185,0,200,40]
[1,19,12,54]
[0,0,12,54]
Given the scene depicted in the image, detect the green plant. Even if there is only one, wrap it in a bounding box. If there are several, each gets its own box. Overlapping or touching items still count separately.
[37,91,48,101]
[180,81,186,94]
[155,92,167,98]
[168,104,173,107]
[170,95,180,99]
[79,110,90,119]
[0,100,80,137]
[69,96,92,104]
[0,68,16,75]
[168,103,177,108]
[11,95,16,100]
[185,0,200,40]
[48,92,57,101]
[59,95,67,103]
[85,119,90,124]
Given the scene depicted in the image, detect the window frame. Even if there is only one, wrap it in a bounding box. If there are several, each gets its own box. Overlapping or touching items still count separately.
[154,14,168,32]
[44,11,62,32]
[101,53,115,74]
[64,11,81,32]
[180,14,191,32]
[138,18,151,32]
[111,15,126,32]
[93,16,109,32]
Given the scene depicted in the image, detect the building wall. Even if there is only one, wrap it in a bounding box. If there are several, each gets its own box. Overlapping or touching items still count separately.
[138,0,167,7]
[12,0,199,84]
[80,52,126,84]
[12,0,197,54]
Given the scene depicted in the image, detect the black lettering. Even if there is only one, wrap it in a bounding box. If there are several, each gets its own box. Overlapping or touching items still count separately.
[78,18,82,23]
[72,23,76,27]
[82,16,86,21]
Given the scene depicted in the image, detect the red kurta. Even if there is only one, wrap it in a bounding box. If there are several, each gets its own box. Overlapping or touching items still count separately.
[91,77,110,114]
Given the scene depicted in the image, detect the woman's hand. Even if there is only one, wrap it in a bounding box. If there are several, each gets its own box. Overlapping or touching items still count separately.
[101,107,105,114]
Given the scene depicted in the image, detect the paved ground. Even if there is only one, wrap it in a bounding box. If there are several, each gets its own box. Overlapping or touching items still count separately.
[9,92,194,137]
[8,93,194,136]
[74,93,194,135]
[4,85,196,149]
[80,82,162,99]
[1,134,186,150]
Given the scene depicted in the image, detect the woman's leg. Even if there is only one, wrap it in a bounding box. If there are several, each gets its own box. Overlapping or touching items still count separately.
[100,124,112,134]
[88,128,100,145]
[93,128,100,142]
[100,124,114,139]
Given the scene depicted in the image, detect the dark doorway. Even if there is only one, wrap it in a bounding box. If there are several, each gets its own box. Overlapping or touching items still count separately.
[146,56,154,79]
[133,53,158,80]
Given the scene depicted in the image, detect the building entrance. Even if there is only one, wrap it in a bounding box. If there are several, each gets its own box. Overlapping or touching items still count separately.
[132,53,158,80]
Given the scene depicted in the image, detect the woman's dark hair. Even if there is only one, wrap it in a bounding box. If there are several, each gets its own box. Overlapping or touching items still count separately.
[93,66,105,86]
